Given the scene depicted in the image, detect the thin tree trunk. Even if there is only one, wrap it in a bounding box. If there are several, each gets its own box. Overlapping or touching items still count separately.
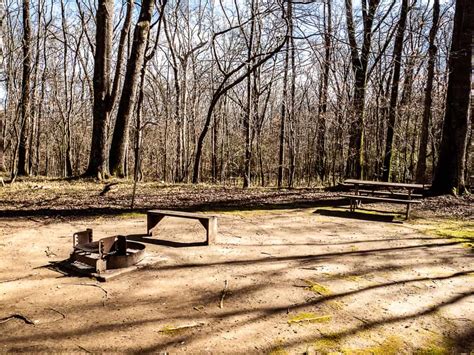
[287,0,296,188]
[415,0,440,183]
[277,3,291,188]
[109,0,155,177]
[16,0,32,177]
[345,0,380,179]
[243,0,256,188]
[382,0,409,181]
[315,0,332,183]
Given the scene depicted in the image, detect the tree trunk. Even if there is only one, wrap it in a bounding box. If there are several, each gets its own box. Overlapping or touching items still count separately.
[382,0,409,181]
[277,3,291,188]
[344,0,380,179]
[315,0,332,183]
[415,0,440,183]
[109,0,155,177]
[85,0,114,179]
[243,0,256,188]
[287,0,296,188]
[17,0,32,177]
[431,0,473,194]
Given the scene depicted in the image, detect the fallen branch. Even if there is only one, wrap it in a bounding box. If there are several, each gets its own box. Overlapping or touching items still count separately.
[70,283,108,306]
[0,314,36,325]
[219,280,228,309]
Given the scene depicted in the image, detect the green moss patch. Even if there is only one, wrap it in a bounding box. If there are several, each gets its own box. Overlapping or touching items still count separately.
[312,336,341,353]
[341,335,404,354]
[304,280,332,295]
[287,312,332,325]
[421,220,474,249]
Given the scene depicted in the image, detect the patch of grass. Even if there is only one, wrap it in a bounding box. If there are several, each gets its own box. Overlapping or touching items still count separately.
[118,212,146,219]
[342,275,364,283]
[415,332,454,355]
[269,347,288,355]
[158,322,205,335]
[287,312,332,325]
[421,220,474,249]
[341,335,404,355]
[415,345,448,355]
[158,325,184,335]
[326,300,344,310]
[312,336,341,353]
[304,280,332,295]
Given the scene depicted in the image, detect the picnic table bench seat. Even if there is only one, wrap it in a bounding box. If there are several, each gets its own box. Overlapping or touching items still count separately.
[147,210,217,245]
[340,194,421,219]
[357,189,423,199]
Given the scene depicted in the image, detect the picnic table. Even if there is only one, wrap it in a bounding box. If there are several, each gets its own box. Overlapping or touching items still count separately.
[341,179,427,219]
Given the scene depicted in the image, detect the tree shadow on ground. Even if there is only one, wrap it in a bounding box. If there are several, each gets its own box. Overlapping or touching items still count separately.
[4,226,473,352]
[127,234,208,248]
[0,196,348,219]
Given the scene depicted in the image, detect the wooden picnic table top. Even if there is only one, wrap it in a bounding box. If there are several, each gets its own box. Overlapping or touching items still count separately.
[344,179,426,190]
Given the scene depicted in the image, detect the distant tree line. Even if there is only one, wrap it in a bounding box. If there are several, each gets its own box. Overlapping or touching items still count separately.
[0,0,471,194]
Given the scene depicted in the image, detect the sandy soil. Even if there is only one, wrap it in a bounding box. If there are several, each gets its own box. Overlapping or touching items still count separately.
[0,209,473,353]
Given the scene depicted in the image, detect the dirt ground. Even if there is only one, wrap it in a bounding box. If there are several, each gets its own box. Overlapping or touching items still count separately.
[1,199,473,353]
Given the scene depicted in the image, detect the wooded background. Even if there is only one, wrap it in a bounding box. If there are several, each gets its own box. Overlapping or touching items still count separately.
[0,0,472,193]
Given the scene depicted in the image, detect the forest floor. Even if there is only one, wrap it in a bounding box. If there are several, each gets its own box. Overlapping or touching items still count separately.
[0,178,473,353]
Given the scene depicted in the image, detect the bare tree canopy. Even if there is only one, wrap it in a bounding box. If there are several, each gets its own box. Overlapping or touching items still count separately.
[0,0,471,194]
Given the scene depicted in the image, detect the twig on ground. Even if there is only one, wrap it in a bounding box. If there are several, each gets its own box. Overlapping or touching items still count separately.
[47,307,66,319]
[0,314,36,325]
[77,345,93,353]
[219,280,228,309]
[293,284,308,288]
[70,283,108,305]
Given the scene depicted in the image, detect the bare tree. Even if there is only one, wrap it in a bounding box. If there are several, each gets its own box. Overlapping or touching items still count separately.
[109,0,155,177]
[432,0,473,194]
[415,0,440,183]
[15,0,31,177]
[381,0,409,181]
[85,0,114,178]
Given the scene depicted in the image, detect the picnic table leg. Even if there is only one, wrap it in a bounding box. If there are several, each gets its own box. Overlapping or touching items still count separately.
[355,185,362,208]
[406,203,411,220]
[147,214,164,236]
[199,217,217,245]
